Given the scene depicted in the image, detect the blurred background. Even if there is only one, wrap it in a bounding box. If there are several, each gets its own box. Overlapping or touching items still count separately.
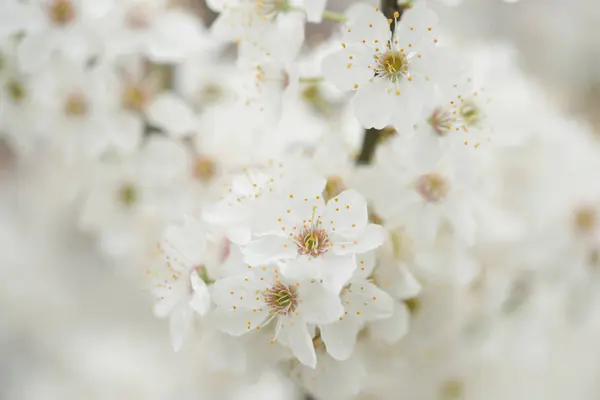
[1,0,600,399]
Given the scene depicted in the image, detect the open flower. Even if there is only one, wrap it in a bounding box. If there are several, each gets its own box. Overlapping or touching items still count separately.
[148,215,213,351]
[319,251,394,360]
[211,264,343,368]
[322,3,452,131]
[243,177,386,293]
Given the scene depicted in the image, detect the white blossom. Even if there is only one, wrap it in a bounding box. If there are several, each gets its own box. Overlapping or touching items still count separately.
[322,2,455,130]
[211,263,343,368]
[243,177,386,293]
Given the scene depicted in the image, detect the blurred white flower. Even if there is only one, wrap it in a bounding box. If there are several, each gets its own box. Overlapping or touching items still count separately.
[149,215,213,351]
[16,0,112,73]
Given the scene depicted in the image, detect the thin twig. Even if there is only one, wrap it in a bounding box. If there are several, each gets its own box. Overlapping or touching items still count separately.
[356,0,409,165]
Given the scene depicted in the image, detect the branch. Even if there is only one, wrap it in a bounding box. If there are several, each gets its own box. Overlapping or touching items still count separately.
[355,0,409,166]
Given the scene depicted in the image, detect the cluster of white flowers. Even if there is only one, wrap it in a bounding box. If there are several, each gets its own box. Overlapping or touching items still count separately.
[3,0,600,399]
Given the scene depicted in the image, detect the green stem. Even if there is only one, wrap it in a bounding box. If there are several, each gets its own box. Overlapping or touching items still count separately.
[298,76,324,84]
[321,10,348,23]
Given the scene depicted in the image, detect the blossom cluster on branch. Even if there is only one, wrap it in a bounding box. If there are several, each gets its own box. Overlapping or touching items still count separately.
[5,0,600,399]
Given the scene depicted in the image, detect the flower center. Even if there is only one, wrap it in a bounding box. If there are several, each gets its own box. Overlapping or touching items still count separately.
[119,184,137,207]
[295,225,330,257]
[264,283,298,315]
[440,379,464,400]
[126,5,152,29]
[6,79,25,103]
[64,92,88,117]
[200,83,224,105]
[416,173,450,202]
[459,100,481,126]
[122,85,147,112]
[48,0,75,26]
[193,156,217,183]
[574,207,597,235]
[374,51,408,83]
[428,108,457,136]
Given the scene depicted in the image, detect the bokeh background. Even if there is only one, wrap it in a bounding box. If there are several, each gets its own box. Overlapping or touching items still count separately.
[1,0,599,398]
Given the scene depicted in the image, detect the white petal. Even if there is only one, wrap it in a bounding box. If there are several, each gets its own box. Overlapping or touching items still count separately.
[321,46,372,91]
[447,206,477,246]
[170,304,194,352]
[352,251,376,281]
[390,87,423,133]
[322,189,368,237]
[394,2,438,50]
[344,281,394,320]
[189,272,211,316]
[109,112,143,154]
[352,79,394,129]
[211,276,269,310]
[17,32,54,73]
[280,257,322,282]
[368,301,410,344]
[212,307,270,336]
[138,136,190,184]
[278,318,316,368]
[161,218,206,268]
[320,253,357,294]
[304,0,327,22]
[146,92,197,137]
[298,281,344,324]
[153,293,182,318]
[404,204,440,247]
[243,235,297,265]
[226,226,252,246]
[149,11,209,62]
[270,13,305,64]
[320,318,361,361]
[396,263,423,299]
[345,7,391,46]
[344,3,377,23]
[332,223,386,255]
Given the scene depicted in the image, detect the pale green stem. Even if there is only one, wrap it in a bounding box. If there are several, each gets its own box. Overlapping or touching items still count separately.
[321,10,348,23]
[298,77,324,84]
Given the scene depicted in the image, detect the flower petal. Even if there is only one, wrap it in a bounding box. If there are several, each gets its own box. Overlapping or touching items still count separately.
[368,301,410,344]
[332,223,386,255]
[153,289,184,318]
[320,253,357,294]
[351,251,376,281]
[320,318,361,361]
[345,7,391,47]
[146,92,197,137]
[278,318,317,369]
[212,307,270,336]
[304,0,327,23]
[322,189,368,237]
[170,304,194,352]
[321,46,373,91]
[352,79,394,129]
[189,272,211,316]
[243,235,297,265]
[343,281,394,321]
[298,281,344,324]
[211,276,269,310]
[161,216,206,269]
